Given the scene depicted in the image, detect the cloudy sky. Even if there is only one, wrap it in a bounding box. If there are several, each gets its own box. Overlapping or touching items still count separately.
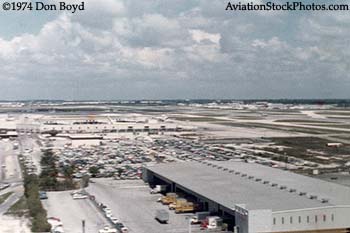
[0,0,349,100]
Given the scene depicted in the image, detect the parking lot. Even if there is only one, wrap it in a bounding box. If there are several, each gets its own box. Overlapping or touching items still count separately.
[87,179,208,233]
[42,191,109,233]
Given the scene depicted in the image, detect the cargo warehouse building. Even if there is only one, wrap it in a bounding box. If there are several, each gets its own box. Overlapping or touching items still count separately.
[142,161,350,233]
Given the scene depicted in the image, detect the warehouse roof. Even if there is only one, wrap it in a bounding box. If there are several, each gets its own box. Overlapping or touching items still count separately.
[146,161,350,212]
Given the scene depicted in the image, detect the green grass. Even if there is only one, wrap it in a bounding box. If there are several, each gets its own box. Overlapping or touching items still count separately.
[317,111,350,116]
[265,137,350,164]
[213,121,338,134]
[304,124,350,129]
[5,196,28,217]
[0,192,13,205]
[274,121,350,129]
[171,116,229,122]
[274,119,333,123]
[333,135,350,139]
[259,110,302,115]
[328,116,350,120]
[232,116,264,120]
[197,113,230,117]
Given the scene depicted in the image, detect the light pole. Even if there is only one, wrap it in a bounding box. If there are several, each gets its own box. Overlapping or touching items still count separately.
[82,219,85,233]
[185,215,193,233]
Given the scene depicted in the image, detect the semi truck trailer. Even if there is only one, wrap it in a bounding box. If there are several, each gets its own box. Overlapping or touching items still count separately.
[155,209,169,223]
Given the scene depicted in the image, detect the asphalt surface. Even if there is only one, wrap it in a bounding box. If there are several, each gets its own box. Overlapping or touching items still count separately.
[0,139,23,208]
[87,179,208,233]
[0,140,21,182]
[42,191,109,233]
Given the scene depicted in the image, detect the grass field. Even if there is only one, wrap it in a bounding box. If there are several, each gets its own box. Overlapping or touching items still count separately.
[265,137,350,164]
[171,116,229,122]
[6,196,28,217]
[317,111,350,116]
[0,192,13,205]
[214,121,345,134]
[274,119,333,123]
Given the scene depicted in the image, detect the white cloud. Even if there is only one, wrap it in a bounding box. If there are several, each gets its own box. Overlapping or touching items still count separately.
[0,0,348,99]
[190,29,221,44]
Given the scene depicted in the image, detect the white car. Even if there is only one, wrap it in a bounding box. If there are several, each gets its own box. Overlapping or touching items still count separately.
[70,190,84,196]
[121,227,128,233]
[105,212,113,218]
[72,193,88,199]
[110,217,119,225]
[98,227,117,233]
[103,207,112,213]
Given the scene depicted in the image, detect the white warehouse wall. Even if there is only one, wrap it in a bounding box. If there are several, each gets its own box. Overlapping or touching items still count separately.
[235,206,272,233]
[272,206,350,232]
[249,209,272,233]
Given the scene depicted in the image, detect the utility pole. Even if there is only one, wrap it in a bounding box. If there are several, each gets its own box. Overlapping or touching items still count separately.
[82,219,85,233]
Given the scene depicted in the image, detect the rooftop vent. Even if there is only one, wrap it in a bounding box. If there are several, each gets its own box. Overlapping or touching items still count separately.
[299,192,307,196]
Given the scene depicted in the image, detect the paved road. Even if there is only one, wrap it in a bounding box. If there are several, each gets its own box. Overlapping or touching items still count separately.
[0,139,28,232]
[0,140,23,214]
[0,141,21,182]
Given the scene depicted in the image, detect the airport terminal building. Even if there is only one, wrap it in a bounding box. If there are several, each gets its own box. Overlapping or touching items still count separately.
[143,161,350,233]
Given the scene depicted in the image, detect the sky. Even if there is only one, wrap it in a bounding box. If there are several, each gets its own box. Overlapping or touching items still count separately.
[0,0,349,100]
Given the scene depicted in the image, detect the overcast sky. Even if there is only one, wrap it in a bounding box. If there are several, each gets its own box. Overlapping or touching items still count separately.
[0,0,349,100]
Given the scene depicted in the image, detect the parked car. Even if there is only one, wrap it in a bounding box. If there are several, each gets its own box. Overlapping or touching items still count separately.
[98,226,117,233]
[72,193,88,199]
[110,217,119,225]
[39,191,48,200]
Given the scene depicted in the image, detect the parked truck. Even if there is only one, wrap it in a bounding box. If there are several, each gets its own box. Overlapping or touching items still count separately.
[150,185,167,194]
[155,209,169,223]
[200,216,223,230]
[190,211,211,224]
[169,198,187,210]
[175,202,196,213]
[160,193,177,205]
